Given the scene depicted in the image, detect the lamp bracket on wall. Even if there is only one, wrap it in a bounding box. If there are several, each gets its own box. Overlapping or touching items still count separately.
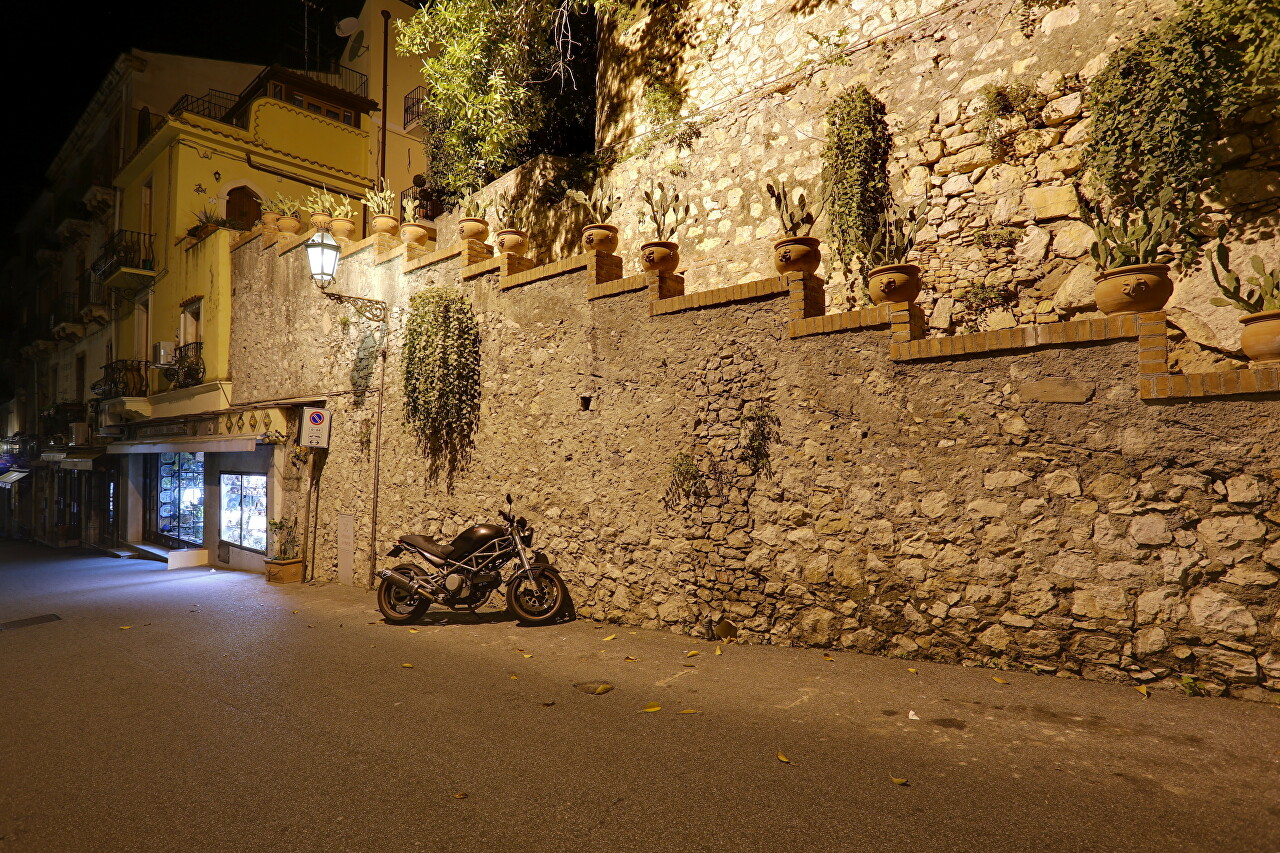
[323,291,387,324]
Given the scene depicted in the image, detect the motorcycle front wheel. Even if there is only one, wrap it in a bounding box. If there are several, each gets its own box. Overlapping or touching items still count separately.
[377,570,431,625]
[507,570,570,626]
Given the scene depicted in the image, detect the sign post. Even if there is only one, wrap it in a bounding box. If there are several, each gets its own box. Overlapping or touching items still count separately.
[299,407,331,448]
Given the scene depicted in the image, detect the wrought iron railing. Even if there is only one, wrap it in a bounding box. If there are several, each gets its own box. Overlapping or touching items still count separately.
[92,360,150,399]
[163,342,206,389]
[297,65,369,98]
[92,230,155,282]
[404,86,428,129]
[170,89,240,123]
[50,292,81,329]
[82,269,105,307]
[399,186,447,223]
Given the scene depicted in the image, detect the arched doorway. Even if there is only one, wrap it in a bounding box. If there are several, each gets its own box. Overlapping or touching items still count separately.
[225,186,262,229]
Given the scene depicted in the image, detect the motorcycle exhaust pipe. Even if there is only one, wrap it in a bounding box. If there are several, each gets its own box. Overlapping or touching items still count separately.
[377,568,438,602]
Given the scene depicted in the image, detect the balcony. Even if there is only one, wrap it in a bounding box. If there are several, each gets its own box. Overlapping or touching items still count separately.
[400,185,447,224]
[51,293,87,342]
[79,269,110,325]
[170,89,242,125]
[92,230,156,292]
[404,86,428,133]
[92,360,150,400]
[296,65,369,99]
[162,342,206,390]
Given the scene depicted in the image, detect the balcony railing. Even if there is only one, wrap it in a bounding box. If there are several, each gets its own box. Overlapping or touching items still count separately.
[170,89,241,124]
[297,65,369,99]
[92,360,150,399]
[404,86,428,130]
[400,186,447,223]
[162,342,206,390]
[92,230,155,286]
[50,292,81,329]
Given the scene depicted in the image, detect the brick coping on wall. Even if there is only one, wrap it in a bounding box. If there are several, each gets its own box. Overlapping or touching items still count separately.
[248,232,1280,403]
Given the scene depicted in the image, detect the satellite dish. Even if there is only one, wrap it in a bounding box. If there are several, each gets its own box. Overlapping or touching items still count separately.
[347,29,368,61]
[335,17,360,37]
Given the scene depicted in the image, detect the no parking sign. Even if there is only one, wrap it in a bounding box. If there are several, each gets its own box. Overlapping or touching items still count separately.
[300,407,332,448]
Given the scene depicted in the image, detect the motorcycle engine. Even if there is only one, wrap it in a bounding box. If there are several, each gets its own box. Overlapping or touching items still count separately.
[443,571,470,599]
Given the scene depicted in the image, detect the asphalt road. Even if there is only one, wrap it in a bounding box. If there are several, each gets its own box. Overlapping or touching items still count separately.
[1,542,1277,853]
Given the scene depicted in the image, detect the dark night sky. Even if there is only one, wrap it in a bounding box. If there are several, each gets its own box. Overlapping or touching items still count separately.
[15,0,374,215]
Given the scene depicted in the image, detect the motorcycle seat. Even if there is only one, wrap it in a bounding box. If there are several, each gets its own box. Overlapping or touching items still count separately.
[400,534,453,563]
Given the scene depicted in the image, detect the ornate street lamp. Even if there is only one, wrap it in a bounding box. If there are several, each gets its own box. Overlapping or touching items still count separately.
[304,228,386,323]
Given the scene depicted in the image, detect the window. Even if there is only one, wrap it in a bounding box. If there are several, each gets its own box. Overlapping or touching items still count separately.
[180,299,202,346]
[219,473,267,551]
[157,452,204,547]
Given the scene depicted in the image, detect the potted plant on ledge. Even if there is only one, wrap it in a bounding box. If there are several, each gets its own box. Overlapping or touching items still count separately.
[400,197,432,246]
[329,196,357,241]
[857,201,927,305]
[566,183,619,254]
[305,187,338,232]
[766,181,822,275]
[638,182,690,274]
[264,517,303,584]
[365,180,399,236]
[1209,226,1280,365]
[456,195,490,243]
[1081,189,1177,315]
[493,191,531,257]
[271,194,303,235]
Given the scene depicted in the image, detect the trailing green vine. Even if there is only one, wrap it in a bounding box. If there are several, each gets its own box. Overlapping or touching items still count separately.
[664,452,709,509]
[738,405,779,478]
[1084,8,1248,238]
[402,287,482,487]
[823,85,892,287]
[974,83,1045,160]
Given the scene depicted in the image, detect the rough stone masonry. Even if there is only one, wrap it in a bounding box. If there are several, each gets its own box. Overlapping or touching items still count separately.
[232,233,1280,701]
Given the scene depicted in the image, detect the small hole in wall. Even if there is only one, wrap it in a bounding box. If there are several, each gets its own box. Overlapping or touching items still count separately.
[579,395,593,411]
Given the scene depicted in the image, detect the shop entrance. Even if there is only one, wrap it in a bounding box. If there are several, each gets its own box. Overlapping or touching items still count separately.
[144,452,205,548]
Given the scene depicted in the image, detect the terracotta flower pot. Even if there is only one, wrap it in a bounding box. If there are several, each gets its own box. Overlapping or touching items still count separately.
[261,211,281,230]
[496,228,529,257]
[277,215,302,235]
[458,217,490,242]
[329,217,356,241]
[1093,263,1173,315]
[582,223,618,254]
[371,214,399,236]
[1239,309,1280,364]
[640,240,680,274]
[264,557,303,584]
[773,236,823,275]
[309,211,332,232]
[868,263,923,305]
[401,222,431,246]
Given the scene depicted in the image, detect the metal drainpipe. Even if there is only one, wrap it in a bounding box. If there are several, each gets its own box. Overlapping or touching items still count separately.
[368,344,386,588]
[380,9,391,189]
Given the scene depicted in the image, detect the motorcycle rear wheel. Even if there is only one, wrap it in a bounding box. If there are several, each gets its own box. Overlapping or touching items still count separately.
[507,570,569,626]
[377,570,431,625]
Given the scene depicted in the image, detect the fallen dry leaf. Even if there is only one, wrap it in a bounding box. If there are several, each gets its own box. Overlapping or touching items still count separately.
[452,793,468,799]
[823,653,835,662]
[992,676,1010,685]
[603,634,617,641]
[574,682,614,695]
[624,656,638,662]
[908,711,920,720]
[541,701,555,707]
[714,646,722,656]
[678,709,700,714]
[510,675,518,680]
[409,628,419,634]
[119,626,132,630]
[401,663,414,668]
[907,668,918,674]
[1135,685,1149,698]
[777,752,791,764]
[686,650,700,658]
[640,702,661,713]
[683,663,696,668]
[293,610,299,614]
[891,777,909,786]
[522,654,533,659]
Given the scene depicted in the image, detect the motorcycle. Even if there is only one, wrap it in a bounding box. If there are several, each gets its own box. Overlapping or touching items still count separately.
[374,494,570,626]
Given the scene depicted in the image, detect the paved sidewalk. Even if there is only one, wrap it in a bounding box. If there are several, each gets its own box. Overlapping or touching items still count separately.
[1,542,1277,853]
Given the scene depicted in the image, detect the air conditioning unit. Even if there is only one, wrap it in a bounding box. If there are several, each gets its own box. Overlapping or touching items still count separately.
[70,422,90,446]
[153,341,176,366]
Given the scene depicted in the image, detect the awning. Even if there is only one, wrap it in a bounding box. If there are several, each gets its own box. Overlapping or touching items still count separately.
[105,435,259,455]
[60,449,106,471]
[0,470,29,486]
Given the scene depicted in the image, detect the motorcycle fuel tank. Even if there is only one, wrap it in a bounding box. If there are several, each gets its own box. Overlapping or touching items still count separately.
[448,523,506,561]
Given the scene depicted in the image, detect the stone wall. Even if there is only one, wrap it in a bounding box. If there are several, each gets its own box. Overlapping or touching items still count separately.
[578,0,1280,367]
[230,230,1280,700]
